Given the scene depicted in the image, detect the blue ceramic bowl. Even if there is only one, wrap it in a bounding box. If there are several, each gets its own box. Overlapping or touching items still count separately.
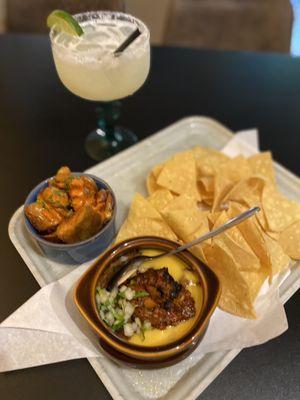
[23,173,117,264]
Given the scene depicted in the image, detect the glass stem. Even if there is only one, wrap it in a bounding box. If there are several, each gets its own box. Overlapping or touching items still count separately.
[96,101,122,140]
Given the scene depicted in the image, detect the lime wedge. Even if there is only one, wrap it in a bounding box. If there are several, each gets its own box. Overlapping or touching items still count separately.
[47,10,84,36]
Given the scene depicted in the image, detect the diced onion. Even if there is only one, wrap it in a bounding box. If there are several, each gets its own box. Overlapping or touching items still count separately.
[95,293,101,305]
[95,284,152,337]
[98,288,109,303]
[124,302,135,321]
[125,287,135,300]
[131,322,137,331]
[106,311,115,326]
[124,323,134,337]
[109,289,117,303]
[143,320,152,330]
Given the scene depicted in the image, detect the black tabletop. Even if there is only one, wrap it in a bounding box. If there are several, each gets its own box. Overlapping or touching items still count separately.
[0,34,299,400]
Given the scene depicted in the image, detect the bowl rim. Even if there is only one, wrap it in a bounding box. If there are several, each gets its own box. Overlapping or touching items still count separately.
[23,172,117,248]
[74,236,221,360]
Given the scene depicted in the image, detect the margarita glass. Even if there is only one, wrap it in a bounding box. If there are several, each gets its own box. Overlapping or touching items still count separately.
[50,11,150,160]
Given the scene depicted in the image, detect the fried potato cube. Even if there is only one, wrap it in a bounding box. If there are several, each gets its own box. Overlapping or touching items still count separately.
[41,186,69,209]
[25,203,62,233]
[69,176,97,211]
[56,204,103,244]
[51,166,71,190]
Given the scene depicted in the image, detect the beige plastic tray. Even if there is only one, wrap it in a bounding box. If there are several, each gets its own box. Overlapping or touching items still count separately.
[9,117,300,400]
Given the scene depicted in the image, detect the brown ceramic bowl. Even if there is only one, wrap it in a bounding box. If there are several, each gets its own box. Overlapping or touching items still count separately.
[74,236,221,368]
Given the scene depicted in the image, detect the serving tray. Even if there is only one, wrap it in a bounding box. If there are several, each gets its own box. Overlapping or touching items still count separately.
[8,116,300,400]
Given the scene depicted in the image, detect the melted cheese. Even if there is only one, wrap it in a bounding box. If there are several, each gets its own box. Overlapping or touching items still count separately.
[128,249,203,347]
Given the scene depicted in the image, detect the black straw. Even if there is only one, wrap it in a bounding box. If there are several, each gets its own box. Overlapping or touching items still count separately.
[114,28,141,56]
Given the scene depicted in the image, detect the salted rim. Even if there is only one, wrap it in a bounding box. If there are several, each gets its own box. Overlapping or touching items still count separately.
[49,11,150,59]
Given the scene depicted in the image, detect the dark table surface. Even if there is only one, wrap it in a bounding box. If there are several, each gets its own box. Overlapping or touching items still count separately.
[0,34,299,400]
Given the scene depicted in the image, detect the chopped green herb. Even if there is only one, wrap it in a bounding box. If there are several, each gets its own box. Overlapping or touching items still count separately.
[134,291,149,299]
[47,195,60,206]
[107,304,120,319]
[65,176,75,191]
[37,199,46,209]
[116,292,125,300]
[112,319,125,331]
[140,327,145,341]
[52,188,65,196]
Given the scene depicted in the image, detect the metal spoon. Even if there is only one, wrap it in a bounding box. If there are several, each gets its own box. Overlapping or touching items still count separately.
[111,206,260,288]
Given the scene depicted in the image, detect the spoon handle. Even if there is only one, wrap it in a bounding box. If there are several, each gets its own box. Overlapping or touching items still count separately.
[164,206,260,258]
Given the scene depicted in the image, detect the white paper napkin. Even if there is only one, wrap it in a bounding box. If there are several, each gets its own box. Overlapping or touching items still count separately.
[0,130,290,399]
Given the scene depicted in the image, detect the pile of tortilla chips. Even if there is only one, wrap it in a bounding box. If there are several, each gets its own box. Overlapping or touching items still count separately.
[116,148,300,319]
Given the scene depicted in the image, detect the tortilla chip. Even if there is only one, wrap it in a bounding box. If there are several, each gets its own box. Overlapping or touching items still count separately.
[227,201,289,279]
[212,211,261,271]
[115,193,178,243]
[248,152,275,183]
[197,177,214,206]
[224,156,253,181]
[266,231,280,241]
[241,270,269,303]
[214,155,252,189]
[146,172,160,195]
[223,177,265,206]
[153,164,164,178]
[161,193,201,214]
[163,207,208,240]
[204,242,258,318]
[207,211,222,227]
[212,174,234,212]
[201,195,214,207]
[147,189,174,214]
[184,214,211,263]
[279,220,300,260]
[227,202,271,272]
[146,164,164,195]
[163,205,210,263]
[193,146,229,177]
[223,177,267,230]
[218,286,256,319]
[198,176,214,193]
[212,156,253,211]
[157,151,200,199]
[262,233,290,275]
[262,183,300,232]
